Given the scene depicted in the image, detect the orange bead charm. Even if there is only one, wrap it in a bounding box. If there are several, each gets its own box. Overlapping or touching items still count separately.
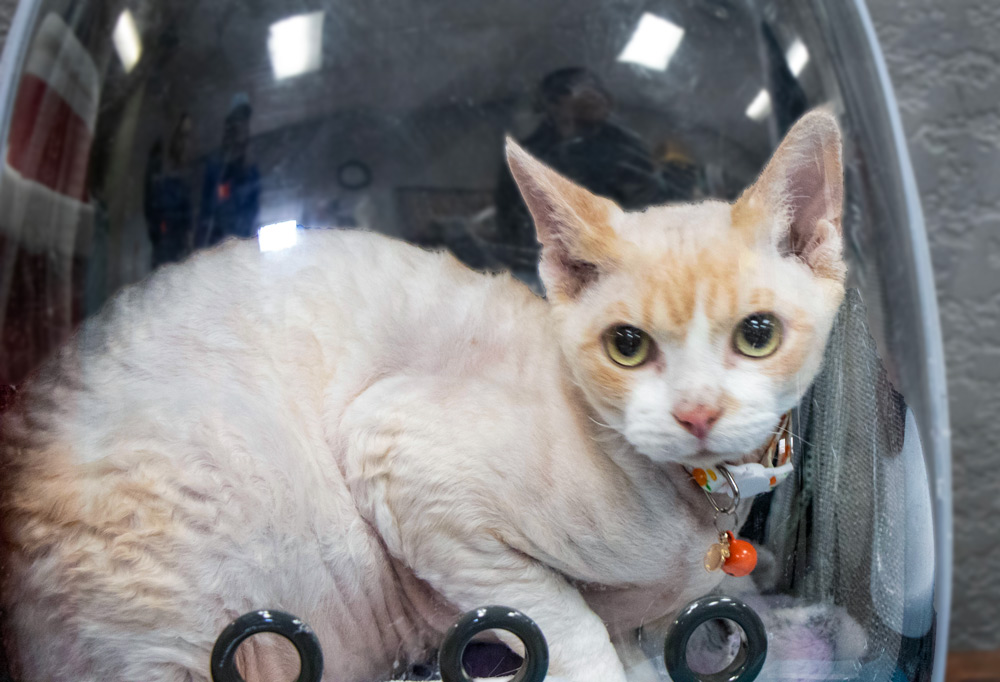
[721,532,757,577]
[692,468,708,488]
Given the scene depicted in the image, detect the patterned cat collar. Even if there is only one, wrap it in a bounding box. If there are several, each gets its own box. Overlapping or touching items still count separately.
[687,411,794,500]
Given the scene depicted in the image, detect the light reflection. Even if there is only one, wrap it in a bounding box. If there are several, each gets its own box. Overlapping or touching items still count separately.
[745,90,772,121]
[258,221,299,252]
[617,13,685,72]
[786,38,810,76]
[268,11,325,80]
[112,10,142,73]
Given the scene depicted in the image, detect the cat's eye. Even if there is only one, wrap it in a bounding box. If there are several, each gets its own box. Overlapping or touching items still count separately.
[604,326,652,367]
[733,313,782,358]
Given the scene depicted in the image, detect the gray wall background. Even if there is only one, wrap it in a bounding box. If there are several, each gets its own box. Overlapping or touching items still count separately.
[0,0,995,653]
[866,0,1000,652]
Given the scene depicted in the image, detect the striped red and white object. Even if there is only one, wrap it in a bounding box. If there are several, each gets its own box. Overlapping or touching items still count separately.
[0,12,100,388]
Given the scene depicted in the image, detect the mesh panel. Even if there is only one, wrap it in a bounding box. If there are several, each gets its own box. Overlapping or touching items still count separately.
[764,288,918,677]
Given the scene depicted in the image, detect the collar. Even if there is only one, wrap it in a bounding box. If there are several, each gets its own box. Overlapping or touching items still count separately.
[686,412,794,500]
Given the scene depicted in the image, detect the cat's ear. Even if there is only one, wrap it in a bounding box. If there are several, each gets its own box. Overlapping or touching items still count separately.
[733,109,845,281]
[505,137,624,301]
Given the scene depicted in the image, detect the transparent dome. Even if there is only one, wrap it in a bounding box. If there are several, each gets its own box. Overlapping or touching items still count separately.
[0,1,949,682]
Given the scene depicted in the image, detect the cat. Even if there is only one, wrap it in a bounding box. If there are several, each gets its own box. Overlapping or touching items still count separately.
[0,109,845,682]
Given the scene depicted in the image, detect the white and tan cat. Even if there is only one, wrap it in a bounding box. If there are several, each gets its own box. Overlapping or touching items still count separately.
[0,110,845,682]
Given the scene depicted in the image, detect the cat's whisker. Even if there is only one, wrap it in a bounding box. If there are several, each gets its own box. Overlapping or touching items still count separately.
[794,434,817,448]
[778,428,817,449]
[765,425,817,449]
[588,416,615,430]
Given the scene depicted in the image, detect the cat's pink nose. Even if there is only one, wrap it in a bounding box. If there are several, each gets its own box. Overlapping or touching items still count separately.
[672,405,722,440]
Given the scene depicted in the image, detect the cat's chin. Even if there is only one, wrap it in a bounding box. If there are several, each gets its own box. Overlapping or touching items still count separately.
[634,442,768,469]
[634,445,731,468]
[684,448,749,468]
[624,421,780,468]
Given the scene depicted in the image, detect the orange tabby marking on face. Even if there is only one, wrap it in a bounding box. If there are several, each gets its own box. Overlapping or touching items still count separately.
[759,310,816,378]
[640,240,750,337]
[578,339,630,403]
[730,191,770,241]
[718,392,742,415]
[640,288,655,332]
[655,274,697,332]
[747,288,776,312]
[703,260,744,325]
[601,300,639,328]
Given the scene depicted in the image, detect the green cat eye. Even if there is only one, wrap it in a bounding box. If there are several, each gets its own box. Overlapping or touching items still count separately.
[734,313,783,358]
[604,325,652,367]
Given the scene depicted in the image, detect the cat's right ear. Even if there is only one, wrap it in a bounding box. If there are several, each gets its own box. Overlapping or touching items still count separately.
[733,109,845,282]
[505,137,623,302]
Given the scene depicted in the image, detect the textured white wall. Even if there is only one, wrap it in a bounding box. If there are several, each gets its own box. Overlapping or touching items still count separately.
[866,0,1000,652]
[0,0,994,653]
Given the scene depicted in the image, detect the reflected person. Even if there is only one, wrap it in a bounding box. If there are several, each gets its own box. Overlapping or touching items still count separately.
[144,113,195,268]
[495,67,667,253]
[197,94,261,248]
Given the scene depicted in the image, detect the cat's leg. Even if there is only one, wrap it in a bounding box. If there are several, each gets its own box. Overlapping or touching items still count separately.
[428,546,627,682]
[343,377,628,682]
[382,546,625,682]
[355,483,628,681]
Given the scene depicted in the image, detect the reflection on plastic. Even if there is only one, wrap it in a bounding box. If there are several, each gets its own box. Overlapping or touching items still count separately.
[0,1,949,679]
[268,12,325,80]
[745,91,772,122]
[258,221,299,252]
[112,10,141,73]
[785,38,810,76]
[617,13,685,72]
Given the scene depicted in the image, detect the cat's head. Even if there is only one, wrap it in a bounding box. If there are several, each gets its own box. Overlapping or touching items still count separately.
[506,109,846,466]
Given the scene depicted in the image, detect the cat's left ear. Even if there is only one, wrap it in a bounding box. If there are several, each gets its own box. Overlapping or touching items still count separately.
[505,138,624,302]
[734,109,845,281]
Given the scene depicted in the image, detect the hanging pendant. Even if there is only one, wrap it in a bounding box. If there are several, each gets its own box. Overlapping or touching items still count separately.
[703,532,731,572]
[703,531,758,576]
[721,531,758,577]
[696,464,758,576]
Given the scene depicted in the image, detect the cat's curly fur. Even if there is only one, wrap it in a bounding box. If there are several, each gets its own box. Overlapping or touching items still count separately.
[0,111,845,682]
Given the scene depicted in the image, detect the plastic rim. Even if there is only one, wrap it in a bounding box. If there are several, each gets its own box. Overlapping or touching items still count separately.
[663,595,767,682]
[439,606,549,682]
[210,609,324,682]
